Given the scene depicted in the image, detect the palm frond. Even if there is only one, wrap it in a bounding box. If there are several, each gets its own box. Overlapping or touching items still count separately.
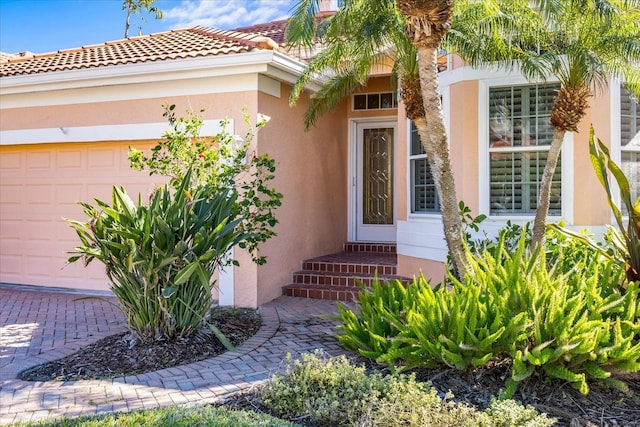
[286,0,322,48]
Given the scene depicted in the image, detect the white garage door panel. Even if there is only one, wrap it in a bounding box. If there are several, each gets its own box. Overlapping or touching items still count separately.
[0,141,158,292]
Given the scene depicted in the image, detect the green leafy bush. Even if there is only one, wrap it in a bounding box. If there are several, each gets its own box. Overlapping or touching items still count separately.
[258,351,555,427]
[337,232,640,396]
[68,107,283,343]
[129,105,282,265]
[67,170,247,342]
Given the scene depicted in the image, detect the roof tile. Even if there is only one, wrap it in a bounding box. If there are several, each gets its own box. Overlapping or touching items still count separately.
[0,26,271,77]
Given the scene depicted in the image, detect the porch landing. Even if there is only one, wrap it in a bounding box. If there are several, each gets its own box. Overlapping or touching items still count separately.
[282,243,411,301]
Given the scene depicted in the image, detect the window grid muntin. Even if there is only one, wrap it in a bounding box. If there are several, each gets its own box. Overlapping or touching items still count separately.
[488,83,561,216]
[353,92,398,111]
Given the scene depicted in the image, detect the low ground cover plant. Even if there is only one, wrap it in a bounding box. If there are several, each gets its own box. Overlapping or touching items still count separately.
[258,351,555,426]
[337,127,640,397]
[16,405,300,427]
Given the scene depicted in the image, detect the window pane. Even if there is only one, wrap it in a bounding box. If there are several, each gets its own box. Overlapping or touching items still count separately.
[354,95,366,110]
[410,122,426,156]
[621,85,639,148]
[368,94,380,109]
[621,85,639,216]
[412,158,439,212]
[410,122,439,213]
[490,83,558,149]
[488,83,561,215]
[622,151,639,213]
[381,93,393,109]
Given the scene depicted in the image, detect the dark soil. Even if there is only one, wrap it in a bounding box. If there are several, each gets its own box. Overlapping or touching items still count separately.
[410,361,640,427]
[18,307,261,381]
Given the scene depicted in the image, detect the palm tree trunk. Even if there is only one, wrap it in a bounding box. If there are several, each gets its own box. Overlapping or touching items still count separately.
[532,127,565,248]
[415,48,471,278]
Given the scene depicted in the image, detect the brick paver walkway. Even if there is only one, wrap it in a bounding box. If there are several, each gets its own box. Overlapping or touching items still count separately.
[0,285,350,425]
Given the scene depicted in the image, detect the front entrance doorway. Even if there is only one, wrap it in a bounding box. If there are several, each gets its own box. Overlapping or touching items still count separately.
[354,120,397,242]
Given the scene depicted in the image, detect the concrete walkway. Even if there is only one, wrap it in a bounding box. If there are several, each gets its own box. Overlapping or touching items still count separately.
[0,285,350,425]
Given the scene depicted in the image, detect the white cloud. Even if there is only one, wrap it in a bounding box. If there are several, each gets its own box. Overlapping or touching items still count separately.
[163,0,296,30]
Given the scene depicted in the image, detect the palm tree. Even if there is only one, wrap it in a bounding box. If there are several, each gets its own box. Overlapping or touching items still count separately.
[287,0,472,277]
[448,0,640,248]
[394,0,470,275]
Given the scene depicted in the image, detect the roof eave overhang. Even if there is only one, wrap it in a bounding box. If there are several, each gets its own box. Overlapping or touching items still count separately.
[0,50,323,95]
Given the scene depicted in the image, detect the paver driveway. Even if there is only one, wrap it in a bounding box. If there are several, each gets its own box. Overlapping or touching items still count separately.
[0,285,349,425]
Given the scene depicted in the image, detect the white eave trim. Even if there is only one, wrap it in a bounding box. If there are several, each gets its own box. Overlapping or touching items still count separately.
[0,50,322,95]
[0,119,226,146]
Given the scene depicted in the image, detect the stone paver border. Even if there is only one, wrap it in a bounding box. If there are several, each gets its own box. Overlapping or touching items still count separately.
[0,285,347,425]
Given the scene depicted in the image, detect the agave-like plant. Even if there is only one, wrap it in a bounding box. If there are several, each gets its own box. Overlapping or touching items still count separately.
[549,126,640,284]
[589,127,640,283]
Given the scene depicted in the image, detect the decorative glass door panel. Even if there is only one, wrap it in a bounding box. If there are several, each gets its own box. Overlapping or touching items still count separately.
[363,128,394,224]
[356,123,396,242]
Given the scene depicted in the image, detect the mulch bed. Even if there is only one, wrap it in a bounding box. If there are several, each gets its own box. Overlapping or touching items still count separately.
[18,307,261,381]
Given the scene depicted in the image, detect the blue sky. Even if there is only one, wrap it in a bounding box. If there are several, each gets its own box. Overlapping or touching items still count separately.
[0,0,298,54]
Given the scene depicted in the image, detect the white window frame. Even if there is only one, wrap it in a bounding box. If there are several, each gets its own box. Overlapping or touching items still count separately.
[352,92,398,111]
[406,87,449,219]
[408,120,442,215]
[479,77,574,224]
[611,80,640,213]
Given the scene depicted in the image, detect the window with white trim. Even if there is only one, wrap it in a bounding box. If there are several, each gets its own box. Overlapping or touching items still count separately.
[410,121,440,213]
[488,83,561,215]
[353,92,398,110]
[621,85,639,210]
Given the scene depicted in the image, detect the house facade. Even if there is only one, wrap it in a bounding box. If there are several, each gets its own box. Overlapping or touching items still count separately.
[1,14,638,307]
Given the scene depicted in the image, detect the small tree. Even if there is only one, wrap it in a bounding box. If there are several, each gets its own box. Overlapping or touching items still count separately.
[123,0,162,37]
[128,105,283,265]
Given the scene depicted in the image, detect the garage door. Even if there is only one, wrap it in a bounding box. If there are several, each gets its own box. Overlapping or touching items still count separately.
[0,141,159,292]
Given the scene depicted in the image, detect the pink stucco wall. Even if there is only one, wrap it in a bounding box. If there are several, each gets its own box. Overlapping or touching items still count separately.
[1,83,350,306]
[253,84,349,305]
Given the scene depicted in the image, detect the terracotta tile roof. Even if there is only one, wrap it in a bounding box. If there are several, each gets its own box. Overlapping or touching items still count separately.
[233,11,335,46]
[0,26,274,78]
[0,12,448,79]
[0,52,18,62]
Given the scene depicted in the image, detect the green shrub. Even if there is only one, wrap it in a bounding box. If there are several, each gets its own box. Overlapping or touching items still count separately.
[337,232,640,396]
[258,351,555,427]
[67,170,247,342]
[68,107,283,343]
[129,105,282,265]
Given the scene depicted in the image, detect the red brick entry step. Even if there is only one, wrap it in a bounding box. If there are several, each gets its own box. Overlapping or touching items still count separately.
[282,243,411,301]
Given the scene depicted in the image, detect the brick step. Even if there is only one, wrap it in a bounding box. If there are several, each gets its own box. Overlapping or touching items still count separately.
[344,242,396,254]
[283,276,411,302]
[302,251,397,275]
[280,284,357,302]
[283,242,408,301]
[292,270,410,287]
